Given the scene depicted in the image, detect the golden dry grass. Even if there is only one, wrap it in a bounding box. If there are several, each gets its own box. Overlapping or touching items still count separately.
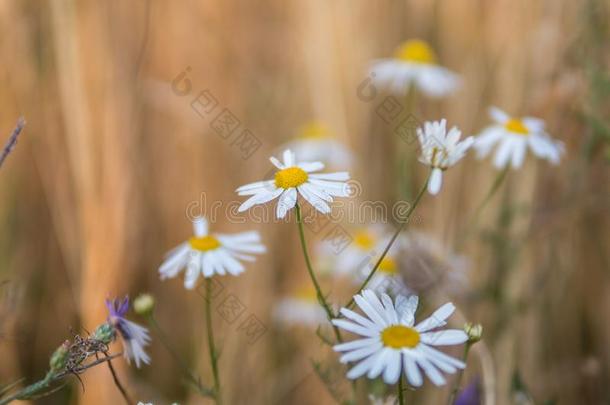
[0,0,609,404]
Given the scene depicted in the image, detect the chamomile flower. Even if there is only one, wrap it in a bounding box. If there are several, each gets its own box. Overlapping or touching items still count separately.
[236,149,351,218]
[332,290,468,386]
[106,297,151,368]
[281,122,352,169]
[159,217,265,289]
[474,107,564,169]
[417,119,474,195]
[370,39,460,97]
[274,286,327,327]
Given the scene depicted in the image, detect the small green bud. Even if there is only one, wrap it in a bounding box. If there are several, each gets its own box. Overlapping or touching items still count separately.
[134,293,155,316]
[464,322,483,343]
[49,340,70,373]
[93,323,116,344]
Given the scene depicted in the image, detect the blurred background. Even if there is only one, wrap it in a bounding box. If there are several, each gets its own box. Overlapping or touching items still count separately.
[0,0,609,404]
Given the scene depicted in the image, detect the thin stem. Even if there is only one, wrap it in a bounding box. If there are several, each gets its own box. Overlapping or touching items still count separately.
[458,164,510,250]
[346,175,429,309]
[295,203,343,343]
[0,117,25,169]
[103,352,133,405]
[147,315,211,395]
[446,342,472,405]
[398,375,405,405]
[0,353,122,405]
[205,277,222,404]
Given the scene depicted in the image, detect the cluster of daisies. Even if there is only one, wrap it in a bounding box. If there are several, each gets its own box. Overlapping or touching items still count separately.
[104,38,564,401]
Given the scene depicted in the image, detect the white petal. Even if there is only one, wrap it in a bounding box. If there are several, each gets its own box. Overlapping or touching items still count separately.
[420,330,468,346]
[493,137,516,169]
[276,188,297,218]
[415,303,455,332]
[238,188,283,212]
[184,254,201,289]
[334,337,380,352]
[283,149,295,167]
[159,244,190,279]
[395,295,418,326]
[428,168,443,195]
[367,348,391,379]
[382,351,402,384]
[298,161,325,172]
[416,355,446,386]
[308,172,350,181]
[404,354,423,387]
[332,319,377,337]
[488,106,509,124]
[346,352,380,379]
[340,342,383,363]
[339,307,381,330]
[192,217,208,237]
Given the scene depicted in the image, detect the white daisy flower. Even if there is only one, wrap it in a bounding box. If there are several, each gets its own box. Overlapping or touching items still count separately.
[417,119,474,195]
[273,286,327,327]
[332,290,468,386]
[474,106,564,169]
[159,217,265,289]
[370,39,460,97]
[236,149,351,219]
[281,122,352,169]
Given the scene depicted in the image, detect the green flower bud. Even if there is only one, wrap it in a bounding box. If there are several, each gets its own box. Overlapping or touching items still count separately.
[464,322,483,343]
[93,323,116,344]
[134,293,155,316]
[49,340,70,373]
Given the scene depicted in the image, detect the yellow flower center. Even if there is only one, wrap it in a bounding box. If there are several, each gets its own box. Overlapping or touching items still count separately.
[504,118,529,135]
[189,235,221,252]
[394,40,436,64]
[381,325,420,349]
[275,167,308,189]
[354,231,375,250]
[299,122,331,139]
[378,257,397,274]
[294,287,318,302]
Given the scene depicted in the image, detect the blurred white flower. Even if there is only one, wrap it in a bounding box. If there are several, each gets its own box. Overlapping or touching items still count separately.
[236,149,351,218]
[369,395,397,405]
[397,232,469,296]
[474,106,564,169]
[333,290,467,386]
[273,286,327,326]
[318,225,409,296]
[281,122,352,169]
[370,39,460,97]
[159,217,265,289]
[417,119,474,195]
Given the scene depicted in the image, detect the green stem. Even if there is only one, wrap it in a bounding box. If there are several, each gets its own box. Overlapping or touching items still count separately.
[346,174,429,309]
[0,354,122,405]
[398,375,406,405]
[458,164,510,250]
[205,278,222,404]
[295,203,343,343]
[446,342,472,405]
[147,315,211,396]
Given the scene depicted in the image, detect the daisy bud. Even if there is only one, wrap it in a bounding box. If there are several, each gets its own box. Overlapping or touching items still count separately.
[464,322,483,343]
[134,293,155,316]
[49,340,70,373]
[93,322,116,344]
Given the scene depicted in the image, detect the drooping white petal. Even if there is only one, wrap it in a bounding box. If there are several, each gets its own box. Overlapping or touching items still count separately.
[428,168,443,195]
[420,329,468,346]
[276,188,297,218]
[415,303,455,333]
